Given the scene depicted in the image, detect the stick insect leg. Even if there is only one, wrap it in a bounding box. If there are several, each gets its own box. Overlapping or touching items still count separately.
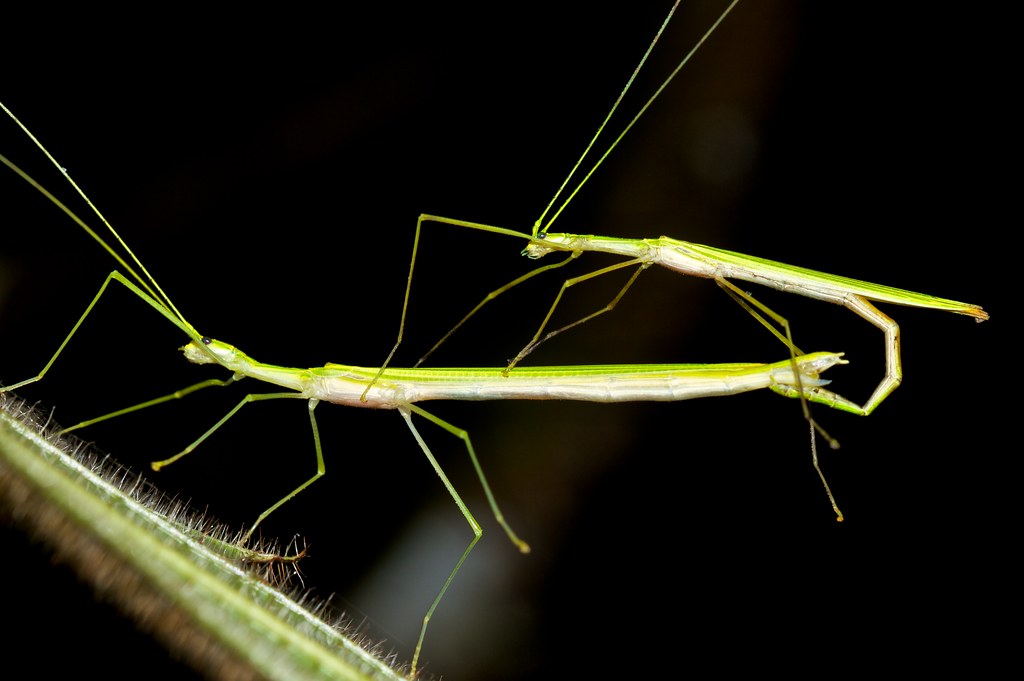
[242,397,325,542]
[0,267,259,440]
[147,392,322,542]
[402,403,529,552]
[715,278,846,443]
[720,282,902,416]
[717,281,902,417]
[398,403,529,676]
[809,421,843,521]
[770,377,863,416]
[59,377,240,434]
[0,271,187,395]
[363,214,572,401]
[504,258,651,374]
[414,250,583,369]
[843,294,901,416]
[715,278,846,520]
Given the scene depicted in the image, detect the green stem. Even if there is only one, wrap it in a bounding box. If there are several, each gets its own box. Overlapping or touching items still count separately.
[0,390,409,681]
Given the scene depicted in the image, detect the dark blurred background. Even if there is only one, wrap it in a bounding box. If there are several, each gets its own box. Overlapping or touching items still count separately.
[1,2,1007,679]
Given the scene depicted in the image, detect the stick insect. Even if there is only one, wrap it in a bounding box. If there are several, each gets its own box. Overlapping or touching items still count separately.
[367,1,988,423]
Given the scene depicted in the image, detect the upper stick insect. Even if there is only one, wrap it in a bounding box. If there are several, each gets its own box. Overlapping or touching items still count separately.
[369,0,988,421]
[0,7,857,667]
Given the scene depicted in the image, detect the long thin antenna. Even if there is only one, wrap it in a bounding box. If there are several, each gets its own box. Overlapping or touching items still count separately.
[535,0,741,236]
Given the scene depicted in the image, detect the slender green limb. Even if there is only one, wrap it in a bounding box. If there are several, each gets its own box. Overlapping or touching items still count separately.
[808,421,843,521]
[148,391,324,543]
[148,392,309,472]
[243,397,325,543]
[60,377,239,434]
[399,402,529,674]
[0,271,197,396]
[503,258,652,374]
[404,403,529,554]
[414,250,583,369]
[713,277,839,449]
[365,213,539,397]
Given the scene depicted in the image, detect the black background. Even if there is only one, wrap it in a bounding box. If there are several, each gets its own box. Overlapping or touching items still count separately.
[1,2,1009,679]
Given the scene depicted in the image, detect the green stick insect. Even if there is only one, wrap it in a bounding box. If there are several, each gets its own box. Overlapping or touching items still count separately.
[369,0,987,421]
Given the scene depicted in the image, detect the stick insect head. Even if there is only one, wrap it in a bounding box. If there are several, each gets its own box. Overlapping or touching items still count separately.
[521,232,575,260]
[181,337,242,369]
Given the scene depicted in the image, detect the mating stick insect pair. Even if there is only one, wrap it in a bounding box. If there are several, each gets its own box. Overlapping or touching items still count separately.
[0,0,987,675]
